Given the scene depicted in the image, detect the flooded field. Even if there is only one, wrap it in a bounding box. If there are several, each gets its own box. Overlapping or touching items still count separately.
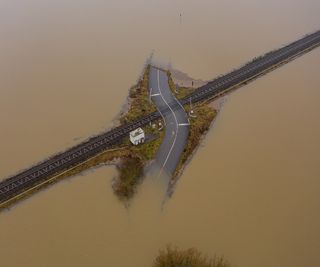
[0,1,319,266]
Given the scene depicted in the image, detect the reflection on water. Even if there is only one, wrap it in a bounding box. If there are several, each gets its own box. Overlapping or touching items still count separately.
[0,0,320,266]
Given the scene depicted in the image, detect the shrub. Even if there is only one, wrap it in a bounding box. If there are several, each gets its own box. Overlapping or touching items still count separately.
[152,245,230,267]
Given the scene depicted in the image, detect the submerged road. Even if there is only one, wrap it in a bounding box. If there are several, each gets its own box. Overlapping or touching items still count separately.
[149,67,189,177]
[1,30,320,207]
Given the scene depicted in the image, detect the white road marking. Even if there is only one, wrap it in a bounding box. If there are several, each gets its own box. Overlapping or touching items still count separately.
[178,123,189,126]
[149,76,167,126]
[150,93,160,97]
[169,79,189,124]
[156,69,179,178]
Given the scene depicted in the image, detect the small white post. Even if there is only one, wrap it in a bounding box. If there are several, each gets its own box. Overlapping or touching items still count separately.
[149,87,153,103]
[189,97,197,118]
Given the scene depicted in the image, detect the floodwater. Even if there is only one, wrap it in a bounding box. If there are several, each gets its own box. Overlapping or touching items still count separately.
[0,1,320,266]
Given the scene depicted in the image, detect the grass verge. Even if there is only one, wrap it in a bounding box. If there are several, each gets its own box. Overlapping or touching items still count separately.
[174,103,217,179]
[166,71,217,181]
[120,65,156,124]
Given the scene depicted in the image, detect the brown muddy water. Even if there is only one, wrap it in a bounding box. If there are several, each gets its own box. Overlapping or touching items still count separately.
[0,1,320,266]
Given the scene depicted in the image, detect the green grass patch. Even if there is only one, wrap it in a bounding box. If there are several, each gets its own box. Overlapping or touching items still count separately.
[114,127,164,200]
[131,124,164,160]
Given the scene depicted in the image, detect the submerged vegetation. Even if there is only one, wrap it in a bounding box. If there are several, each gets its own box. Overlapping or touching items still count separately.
[152,245,231,267]
[113,156,144,199]
[114,126,164,200]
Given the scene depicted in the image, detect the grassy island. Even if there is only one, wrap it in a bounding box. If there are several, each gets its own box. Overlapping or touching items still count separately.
[152,245,231,267]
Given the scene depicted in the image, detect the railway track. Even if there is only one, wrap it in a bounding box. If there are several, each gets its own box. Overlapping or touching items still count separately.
[1,30,320,207]
[180,30,320,105]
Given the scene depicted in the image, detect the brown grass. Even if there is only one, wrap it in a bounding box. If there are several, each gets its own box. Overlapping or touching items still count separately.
[114,128,164,200]
[167,70,196,99]
[153,245,231,267]
[120,65,156,124]
[174,104,216,178]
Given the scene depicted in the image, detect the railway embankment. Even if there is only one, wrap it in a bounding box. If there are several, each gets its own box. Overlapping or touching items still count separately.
[59,65,166,202]
[0,65,164,210]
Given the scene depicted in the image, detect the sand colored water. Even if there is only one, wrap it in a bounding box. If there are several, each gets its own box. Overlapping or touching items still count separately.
[0,1,320,266]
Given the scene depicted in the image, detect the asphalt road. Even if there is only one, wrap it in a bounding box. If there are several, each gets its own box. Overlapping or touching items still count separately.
[149,67,189,177]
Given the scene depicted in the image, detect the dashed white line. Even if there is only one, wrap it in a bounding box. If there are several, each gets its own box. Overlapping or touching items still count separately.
[169,79,189,124]
[156,69,179,177]
[150,79,167,126]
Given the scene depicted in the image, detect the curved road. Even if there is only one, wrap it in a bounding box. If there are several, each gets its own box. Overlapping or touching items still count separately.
[149,67,189,177]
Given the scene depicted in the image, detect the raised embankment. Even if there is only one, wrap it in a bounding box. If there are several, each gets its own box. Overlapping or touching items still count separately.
[1,30,320,208]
